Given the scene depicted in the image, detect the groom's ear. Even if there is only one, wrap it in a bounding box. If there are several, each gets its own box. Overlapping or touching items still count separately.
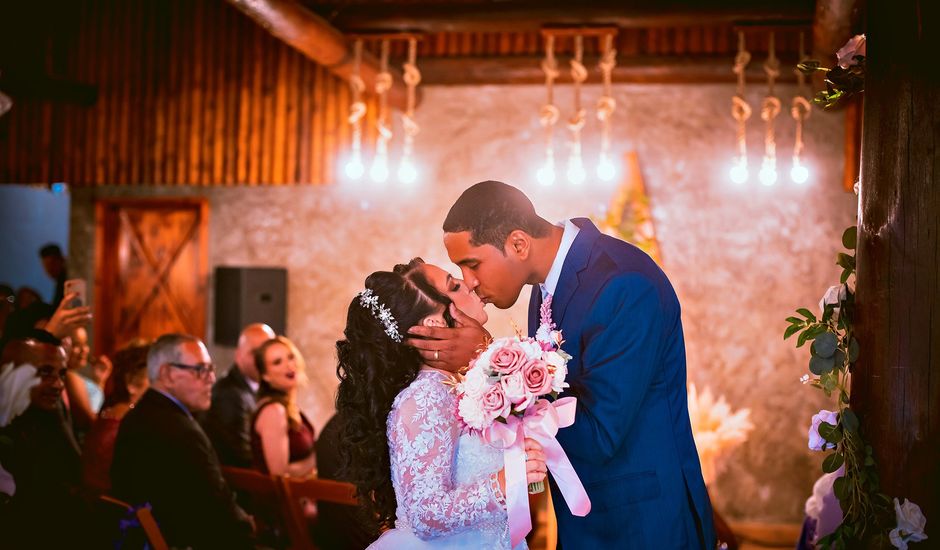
[506,230,531,260]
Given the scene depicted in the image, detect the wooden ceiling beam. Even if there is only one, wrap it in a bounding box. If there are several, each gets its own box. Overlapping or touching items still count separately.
[227,0,414,110]
[416,55,803,85]
[319,1,815,33]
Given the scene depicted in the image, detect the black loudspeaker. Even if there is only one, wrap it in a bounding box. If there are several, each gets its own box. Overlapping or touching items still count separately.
[214,266,287,346]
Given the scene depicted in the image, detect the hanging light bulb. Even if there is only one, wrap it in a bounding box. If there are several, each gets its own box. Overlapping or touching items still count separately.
[536,158,556,186]
[759,157,777,186]
[791,157,809,184]
[346,40,366,183]
[397,158,417,184]
[567,155,586,185]
[345,153,365,180]
[597,155,615,181]
[370,156,389,183]
[729,31,752,186]
[729,158,749,184]
[790,32,813,186]
[759,32,781,188]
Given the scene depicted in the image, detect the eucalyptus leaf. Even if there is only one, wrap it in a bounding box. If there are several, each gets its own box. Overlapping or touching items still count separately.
[823,452,844,473]
[840,269,851,284]
[837,253,856,270]
[817,421,842,443]
[819,422,842,443]
[841,408,859,432]
[809,355,835,376]
[833,476,848,501]
[786,316,803,325]
[848,338,860,362]
[832,348,846,369]
[842,226,857,249]
[797,308,817,322]
[784,324,801,340]
[814,332,839,358]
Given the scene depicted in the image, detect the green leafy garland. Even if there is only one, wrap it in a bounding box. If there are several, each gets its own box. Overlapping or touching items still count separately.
[785,226,892,548]
[785,35,928,549]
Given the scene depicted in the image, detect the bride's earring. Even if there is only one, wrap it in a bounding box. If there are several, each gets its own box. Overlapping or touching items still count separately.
[422,317,446,328]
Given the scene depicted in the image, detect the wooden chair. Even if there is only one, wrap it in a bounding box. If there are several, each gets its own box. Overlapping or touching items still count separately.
[222,466,290,545]
[98,495,169,550]
[279,476,359,550]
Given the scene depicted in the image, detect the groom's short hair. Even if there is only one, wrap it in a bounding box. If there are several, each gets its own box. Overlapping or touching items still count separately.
[444,181,549,250]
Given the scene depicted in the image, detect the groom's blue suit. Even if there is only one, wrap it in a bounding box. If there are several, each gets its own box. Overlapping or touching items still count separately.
[528,218,715,549]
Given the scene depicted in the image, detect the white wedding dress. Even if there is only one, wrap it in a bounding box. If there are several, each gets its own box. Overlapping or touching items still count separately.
[369,369,525,549]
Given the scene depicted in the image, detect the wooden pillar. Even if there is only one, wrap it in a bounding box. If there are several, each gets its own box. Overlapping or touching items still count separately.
[851,0,940,526]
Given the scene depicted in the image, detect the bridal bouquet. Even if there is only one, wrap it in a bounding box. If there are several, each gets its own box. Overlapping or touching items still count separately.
[455,334,570,433]
[453,305,590,547]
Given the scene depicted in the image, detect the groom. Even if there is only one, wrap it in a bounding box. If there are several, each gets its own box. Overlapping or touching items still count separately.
[411,181,715,549]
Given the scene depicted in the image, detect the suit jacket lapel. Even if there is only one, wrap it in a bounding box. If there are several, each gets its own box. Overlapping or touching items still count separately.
[551,218,600,325]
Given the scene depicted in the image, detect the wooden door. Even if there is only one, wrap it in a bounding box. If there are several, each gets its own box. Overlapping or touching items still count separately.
[94,199,208,355]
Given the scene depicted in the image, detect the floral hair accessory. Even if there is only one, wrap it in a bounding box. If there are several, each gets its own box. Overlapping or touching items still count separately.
[357,289,401,343]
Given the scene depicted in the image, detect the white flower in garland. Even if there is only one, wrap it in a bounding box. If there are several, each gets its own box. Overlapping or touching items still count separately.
[819,283,851,322]
[808,409,839,451]
[889,498,928,549]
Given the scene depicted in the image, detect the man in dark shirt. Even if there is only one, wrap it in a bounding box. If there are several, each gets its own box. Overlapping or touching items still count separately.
[39,244,67,309]
[0,334,85,549]
[111,333,253,549]
[200,323,274,467]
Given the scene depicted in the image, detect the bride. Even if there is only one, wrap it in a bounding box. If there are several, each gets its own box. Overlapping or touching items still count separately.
[335,258,547,549]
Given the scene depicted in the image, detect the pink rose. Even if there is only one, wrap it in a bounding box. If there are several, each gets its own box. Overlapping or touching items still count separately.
[500,372,528,405]
[836,34,866,68]
[491,344,528,375]
[522,360,553,396]
[481,384,510,419]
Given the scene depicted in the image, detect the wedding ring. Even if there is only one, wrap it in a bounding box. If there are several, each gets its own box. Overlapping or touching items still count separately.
[524,452,529,461]
[434,350,439,360]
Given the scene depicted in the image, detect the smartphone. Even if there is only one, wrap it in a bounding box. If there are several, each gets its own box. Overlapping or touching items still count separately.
[63,278,87,308]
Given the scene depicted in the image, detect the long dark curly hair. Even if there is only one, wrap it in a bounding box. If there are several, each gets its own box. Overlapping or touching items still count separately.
[335,258,455,530]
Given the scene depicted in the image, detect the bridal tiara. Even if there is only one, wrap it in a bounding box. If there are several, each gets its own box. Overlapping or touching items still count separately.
[357,289,402,343]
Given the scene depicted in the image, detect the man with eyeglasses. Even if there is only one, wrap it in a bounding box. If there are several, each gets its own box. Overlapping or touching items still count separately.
[111,333,253,550]
[0,331,86,548]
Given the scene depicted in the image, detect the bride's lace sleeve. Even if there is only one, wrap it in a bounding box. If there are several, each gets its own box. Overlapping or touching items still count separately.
[389,376,506,540]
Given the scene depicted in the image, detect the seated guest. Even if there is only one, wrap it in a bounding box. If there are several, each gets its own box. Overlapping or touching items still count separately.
[0,332,86,548]
[201,323,275,467]
[251,336,316,477]
[62,326,101,440]
[81,341,150,495]
[312,414,380,550]
[75,329,111,415]
[111,333,253,550]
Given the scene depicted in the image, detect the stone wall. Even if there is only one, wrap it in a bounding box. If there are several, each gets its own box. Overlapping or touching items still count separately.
[69,83,857,522]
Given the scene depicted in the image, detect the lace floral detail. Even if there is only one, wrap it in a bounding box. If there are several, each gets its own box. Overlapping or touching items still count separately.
[387,370,512,544]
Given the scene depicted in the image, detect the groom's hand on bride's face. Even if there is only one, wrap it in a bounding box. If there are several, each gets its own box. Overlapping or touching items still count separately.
[406,304,491,373]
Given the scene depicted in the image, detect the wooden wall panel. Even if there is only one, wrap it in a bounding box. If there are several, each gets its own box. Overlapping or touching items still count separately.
[0,0,358,186]
[0,0,804,186]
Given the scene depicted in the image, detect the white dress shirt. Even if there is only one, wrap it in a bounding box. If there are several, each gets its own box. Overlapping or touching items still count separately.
[540,219,580,301]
